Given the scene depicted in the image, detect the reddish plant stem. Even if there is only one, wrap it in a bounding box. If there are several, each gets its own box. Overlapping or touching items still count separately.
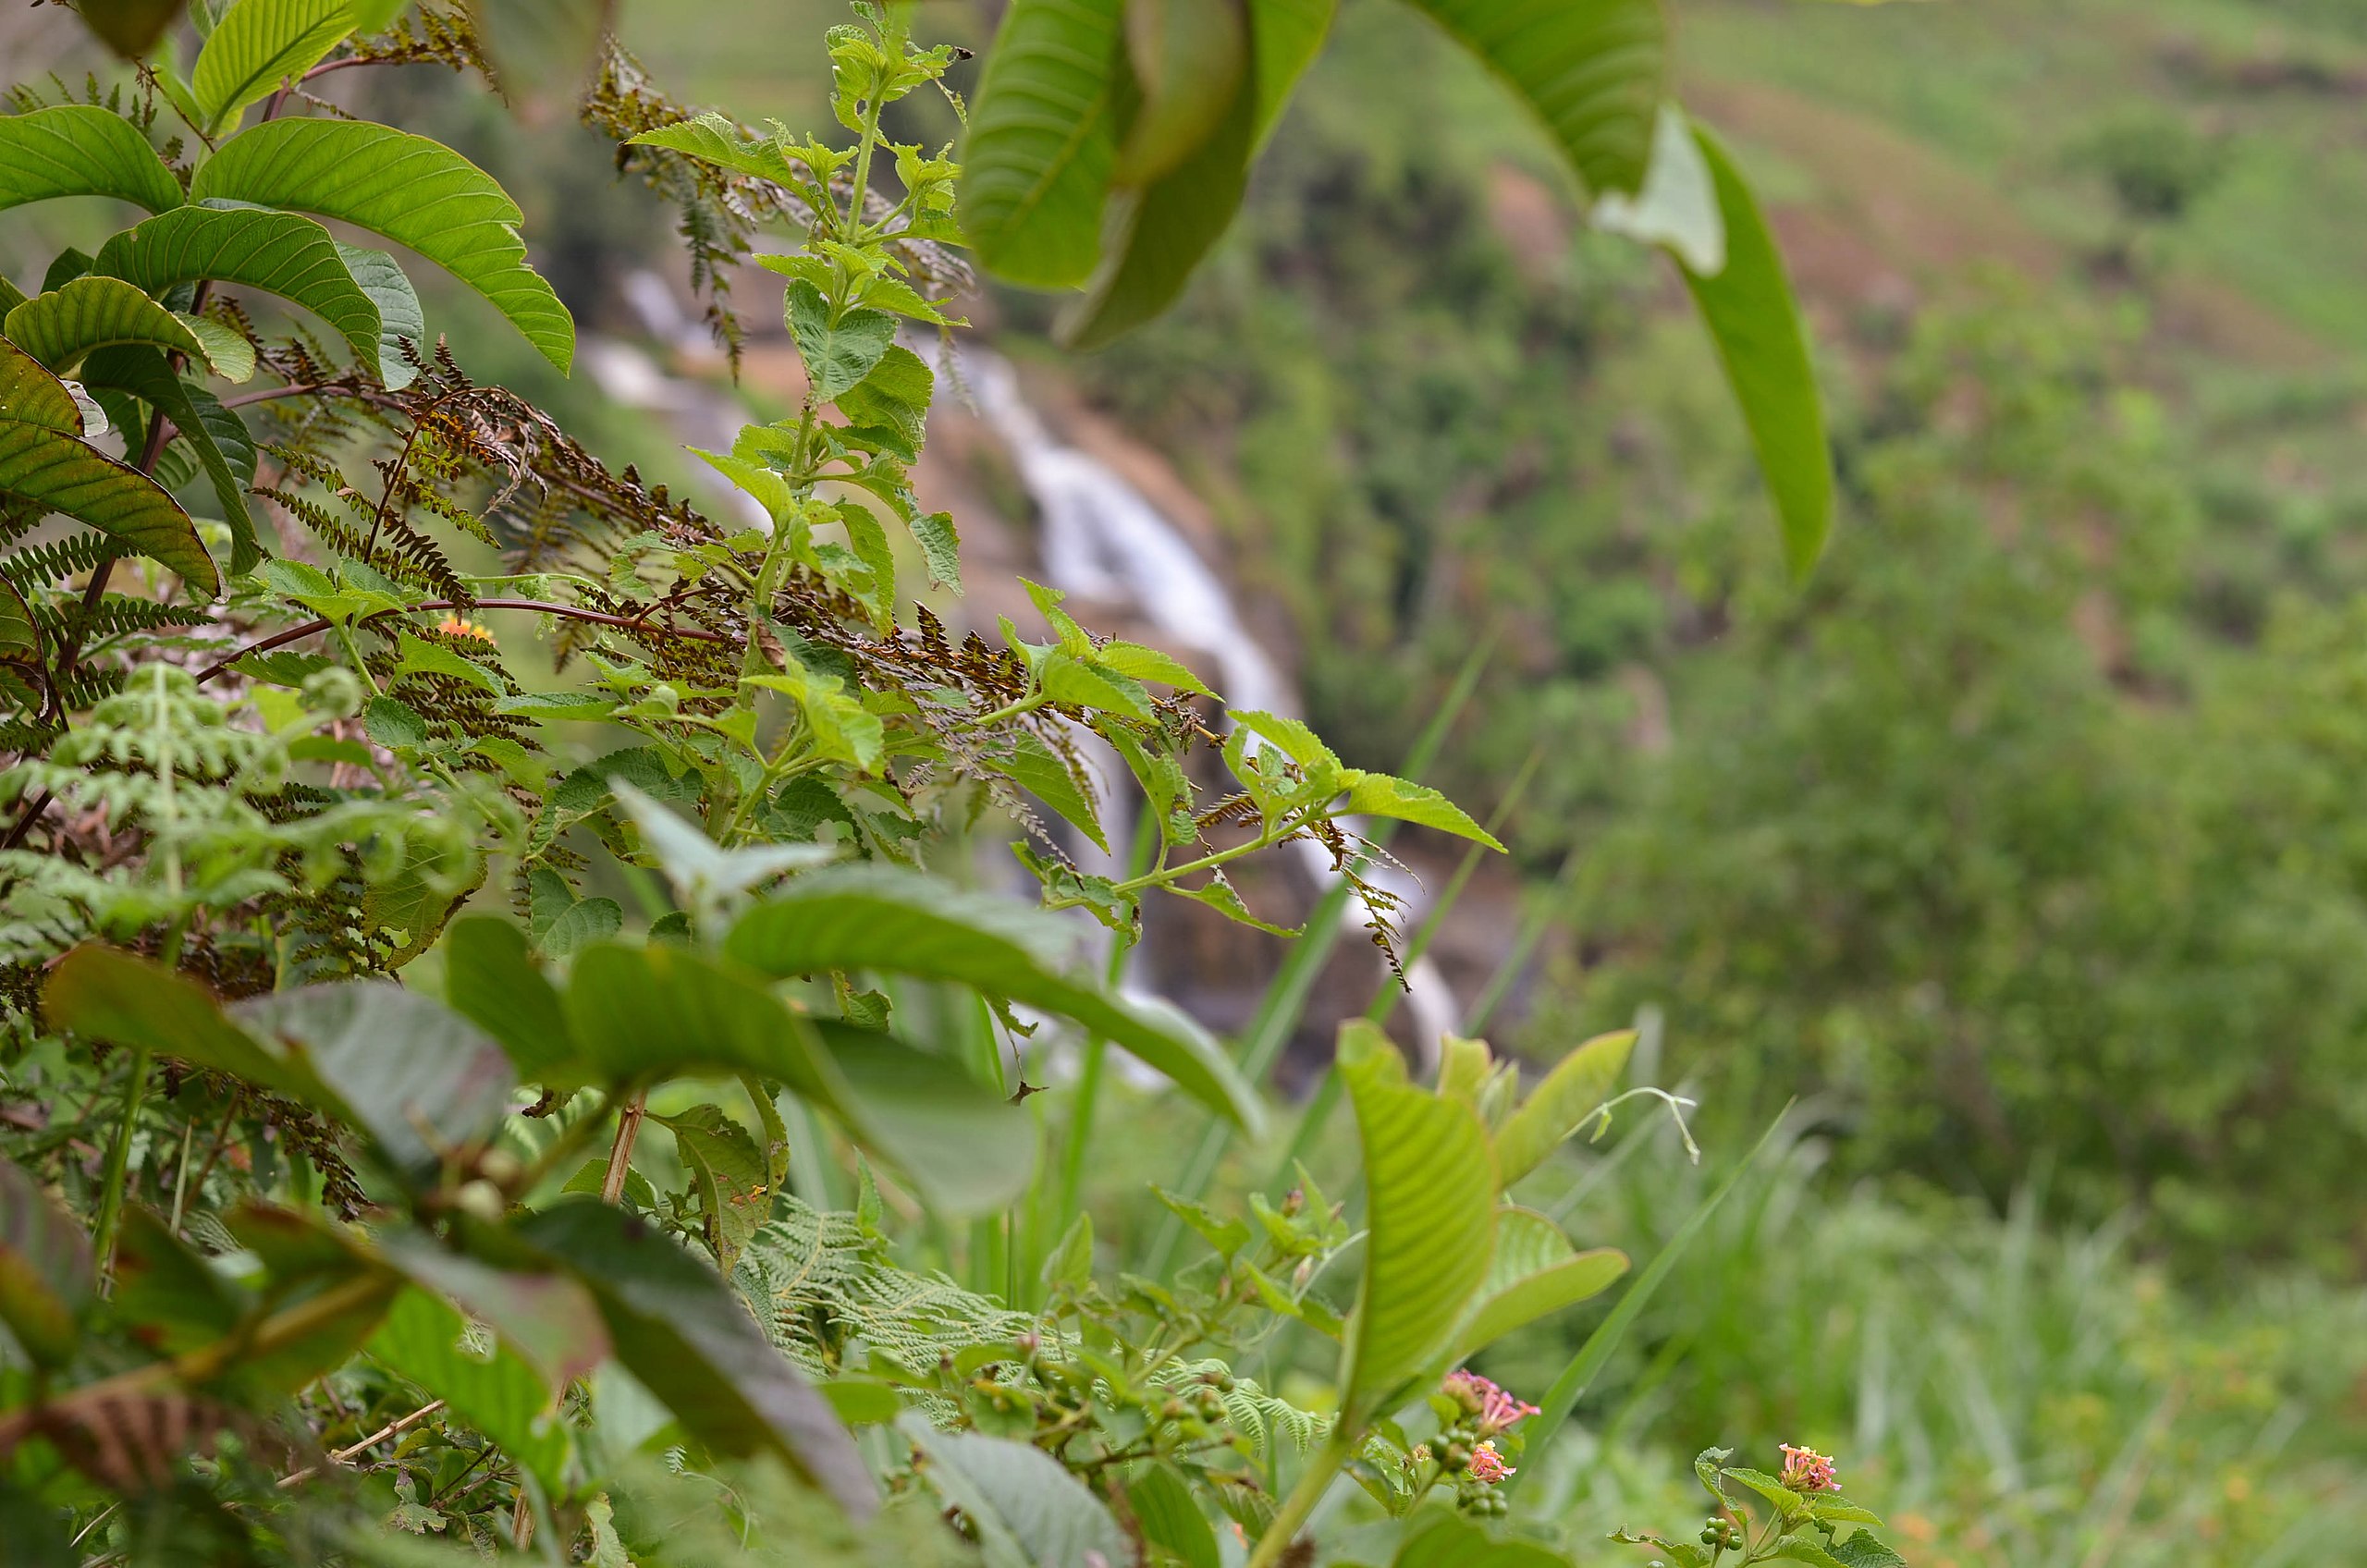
[192,598,730,685]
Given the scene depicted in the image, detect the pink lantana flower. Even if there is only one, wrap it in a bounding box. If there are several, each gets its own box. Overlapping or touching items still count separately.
[1466,1440,1515,1485]
[1779,1444,1841,1493]
[1442,1370,1541,1437]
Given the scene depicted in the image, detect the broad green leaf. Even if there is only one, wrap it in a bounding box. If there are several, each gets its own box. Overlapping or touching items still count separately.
[1337,1021,1496,1417]
[353,838,484,968]
[1768,1539,1850,1568]
[0,1156,92,1368]
[0,338,218,593]
[911,510,962,593]
[817,1378,902,1426]
[515,1197,876,1514]
[960,0,1125,288]
[1247,0,1336,151]
[113,1207,244,1357]
[744,656,885,773]
[335,244,424,391]
[1126,1462,1220,1568]
[43,944,321,1101]
[176,312,255,383]
[901,1414,1128,1568]
[0,334,87,433]
[0,577,40,659]
[1231,708,1337,772]
[627,114,812,188]
[365,1284,571,1493]
[80,344,264,573]
[194,119,574,373]
[1505,1115,1788,1496]
[784,280,894,401]
[190,0,357,135]
[1402,0,1663,198]
[443,914,574,1078]
[374,1230,607,1392]
[1095,639,1210,694]
[3,276,209,374]
[234,982,515,1178]
[725,864,1261,1132]
[560,941,845,1101]
[0,105,185,215]
[1450,1207,1627,1360]
[1004,728,1108,851]
[1492,1028,1636,1185]
[835,344,932,460]
[80,0,191,58]
[1678,121,1834,580]
[1038,649,1151,717]
[1392,1512,1571,1568]
[1725,1466,1809,1518]
[92,205,384,375]
[607,784,840,918]
[814,1022,1037,1218]
[1115,0,1247,186]
[1339,770,1503,850]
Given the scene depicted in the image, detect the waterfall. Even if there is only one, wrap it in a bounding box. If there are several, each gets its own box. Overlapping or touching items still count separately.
[595,276,1460,1070]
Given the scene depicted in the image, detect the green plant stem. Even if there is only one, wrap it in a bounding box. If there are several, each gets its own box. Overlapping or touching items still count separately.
[1053,812,1158,1239]
[600,1093,646,1204]
[89,1046,152,1292]
[1245,1426,1356,1568]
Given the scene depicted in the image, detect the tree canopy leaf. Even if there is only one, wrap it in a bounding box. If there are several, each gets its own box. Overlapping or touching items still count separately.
[190,0,357,136]
[959,0,1125,288]
[0,105,185,216]
[92,205,384,377]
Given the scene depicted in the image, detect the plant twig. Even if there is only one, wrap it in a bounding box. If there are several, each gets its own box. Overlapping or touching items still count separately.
[276,1399,448,1488]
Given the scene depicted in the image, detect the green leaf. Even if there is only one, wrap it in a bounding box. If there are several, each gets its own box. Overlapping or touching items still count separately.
[335,244,425,392]
[233,982,515,1177]
[724,864,1261,1132]
[1338,769,1504,850]
[1126,1462,1220,1568]
[910,510,962,594]
[901,1413,1128,1568]
[1592,103,1723,272]
[1095,639,1209,694]
[1401,0,1663,198]
[0,104,185,216]
[1338,1021,1496,1417]
[818,1378,903,1427]
[441,914,575,1082]
[0,341,218,594]
[177,312,255,383]
[515,1198,876,1515]
[1151,1185,1252,1258]
[374,1231,608,1393]
[658,1103,770,1271]
[92,205,384,376]
[1115,0,1247,186]
[540,895,621,959]
[81,0,192,58]
[627,114,814,188]
[0,1156,92,1369]
[785,280,895,402]
[362,692,427,748]
[80,344,264,574]
[193,118,575,373]
[1231,708,1337,772]
[1725,1467,1809,1517]
[1392,1511,1572,1568]
[834,344,932,462]
[3,276,210,374]
[1768,1539,1850,1568]
[1451,1207,1627,1360]
[113,1207,244,1357]
[1003,728,1108,851]
[1678,121,1834,580]
[190,0,357,135]
[1492,1028,1635,1185]
[365,1284,571,1493]
[816,1022,1037,1218]
[1829,1533,1909,1568]
[960,0,1126,288]
[0,333,90,433]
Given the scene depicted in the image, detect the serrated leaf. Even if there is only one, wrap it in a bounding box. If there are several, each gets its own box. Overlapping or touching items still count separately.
[3,276,210,374]
[1152,1186,1251,1257]
[1096,639,1208,694]
[362,693,427,749]
[725,864,1261,1132]
[194,118,574,373]
[92,205,384,376]
[1403,0,1663,198]
[1173,870,1300,937]
[960,0,1125,288]
[1829,1532,1909,1568]
[1338,1021,1496,1417]
[834,342,931,459]
[515,1198,876,1514]
[902,1414,1128,1568]
[1039,649,1152,718]
[659,1103,770,1271]
[1002,728,1107,851]
[627,114,814,187]
[1338,769,1503,850]
[1768,1539,1850,1568]
[1678,120,1834,580]
[0,105,185,216]
[1451,1207,1627,1360]
[0,1156,93,1368]
[910,510,961,593]
[785,280,895,401]
[191,0,357,135]
[1231,708,1337,772]
[1493,1028,1635,1185]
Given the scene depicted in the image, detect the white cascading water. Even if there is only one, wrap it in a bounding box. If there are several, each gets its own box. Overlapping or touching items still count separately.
[599,276,1459,1065]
